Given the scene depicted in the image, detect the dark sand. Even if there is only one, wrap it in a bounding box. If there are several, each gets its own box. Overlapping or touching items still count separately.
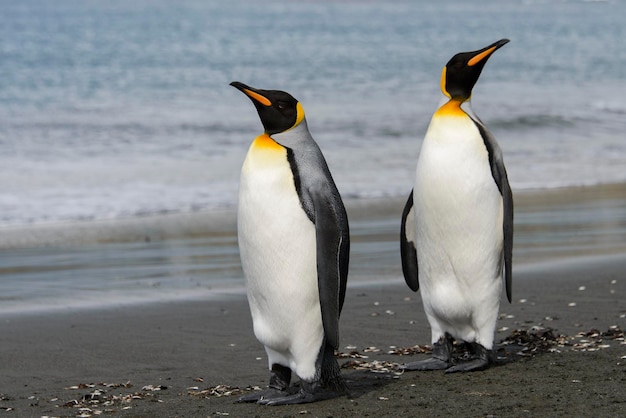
[1,184,625,417]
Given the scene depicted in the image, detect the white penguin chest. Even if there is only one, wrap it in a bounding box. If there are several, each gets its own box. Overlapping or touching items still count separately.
[414,112,504,279]
[237,134,317,294]
[418,115,491,187]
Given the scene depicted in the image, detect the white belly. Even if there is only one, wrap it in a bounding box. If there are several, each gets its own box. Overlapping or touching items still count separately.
[414,114,503,347]
[237,138,322,377]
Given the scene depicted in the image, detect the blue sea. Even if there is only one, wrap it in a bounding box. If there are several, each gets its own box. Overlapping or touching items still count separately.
[1,0,625,313]
[1,0,625,227]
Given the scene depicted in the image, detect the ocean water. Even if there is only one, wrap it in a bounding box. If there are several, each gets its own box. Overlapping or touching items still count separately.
[1,0,625,227]
[1,0,626,313]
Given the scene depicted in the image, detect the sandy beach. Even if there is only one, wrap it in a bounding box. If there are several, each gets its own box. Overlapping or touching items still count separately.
[1,184,625,417]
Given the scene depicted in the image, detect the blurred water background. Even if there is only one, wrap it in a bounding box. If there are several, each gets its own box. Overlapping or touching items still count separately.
[1,0,625,226]
[1,0,625,313]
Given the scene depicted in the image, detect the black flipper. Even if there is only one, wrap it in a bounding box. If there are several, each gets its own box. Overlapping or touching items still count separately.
[400,190,419,292]
[311,185,350,351]
[475,121,514,303]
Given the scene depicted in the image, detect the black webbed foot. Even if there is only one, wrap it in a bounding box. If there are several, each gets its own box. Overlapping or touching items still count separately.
[445,342,491,373]
[402,333,453,372]
[237,388,289,403]
[402,357,450,371]
[238,363,292,403]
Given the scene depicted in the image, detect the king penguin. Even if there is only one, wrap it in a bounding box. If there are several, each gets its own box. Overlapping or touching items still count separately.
[400,39,514,373]
[230,82,350,404]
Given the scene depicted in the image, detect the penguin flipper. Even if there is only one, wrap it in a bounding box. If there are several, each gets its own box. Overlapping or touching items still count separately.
[489,145,513,303]
[474,123,514,303]
[400,190,419,292]
[500,165,514,303]
[312,187,350,351]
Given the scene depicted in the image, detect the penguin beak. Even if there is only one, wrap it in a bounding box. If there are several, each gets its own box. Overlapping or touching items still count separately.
[230,81,272,107]
[467,39,510,67]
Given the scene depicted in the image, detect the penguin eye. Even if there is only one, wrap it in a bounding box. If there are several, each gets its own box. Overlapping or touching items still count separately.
[276,101,288,110]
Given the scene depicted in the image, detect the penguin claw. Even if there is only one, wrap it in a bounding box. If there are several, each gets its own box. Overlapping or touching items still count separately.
[237,388,288,403]
[444,358,490,373]
[258,391,316,405]
[401,357,450,371]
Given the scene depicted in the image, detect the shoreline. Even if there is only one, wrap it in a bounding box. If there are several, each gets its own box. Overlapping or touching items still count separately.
[0,182,624,250]
[0,181,624,318]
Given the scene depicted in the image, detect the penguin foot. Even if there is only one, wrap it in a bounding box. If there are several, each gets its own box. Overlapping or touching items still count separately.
[258,379,343,405]
[238,363,293,403]
[402,334,453,371]
[444,357,489,373]
[445,343,491,373]
[257,388,317,405]
[237,388,289,403]
[401,357,450,371]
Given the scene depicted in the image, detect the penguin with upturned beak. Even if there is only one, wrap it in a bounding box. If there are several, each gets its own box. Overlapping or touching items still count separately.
[231,82,349,403]
[401,39,514,373]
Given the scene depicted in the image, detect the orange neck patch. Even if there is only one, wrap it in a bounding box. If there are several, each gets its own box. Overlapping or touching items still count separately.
[252,133,284,151]
[434,99,467,118]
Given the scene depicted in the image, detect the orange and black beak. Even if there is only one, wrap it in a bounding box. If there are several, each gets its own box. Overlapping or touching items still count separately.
[230,81,273,107]
[441,39,510,100]
[230,81,302,135]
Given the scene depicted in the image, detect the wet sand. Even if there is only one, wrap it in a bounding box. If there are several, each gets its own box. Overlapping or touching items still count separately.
[0,184,625,417]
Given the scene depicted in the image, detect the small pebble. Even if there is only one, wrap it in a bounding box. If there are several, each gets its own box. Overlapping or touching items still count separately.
[568,302,576,307]
[578,286,586,291]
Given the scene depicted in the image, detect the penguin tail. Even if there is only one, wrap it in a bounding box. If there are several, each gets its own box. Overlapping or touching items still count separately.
[320,341,348,394]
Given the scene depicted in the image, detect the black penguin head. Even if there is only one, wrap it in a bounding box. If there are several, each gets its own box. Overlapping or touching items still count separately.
[230,81,304,135]
[441,39,509,101]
